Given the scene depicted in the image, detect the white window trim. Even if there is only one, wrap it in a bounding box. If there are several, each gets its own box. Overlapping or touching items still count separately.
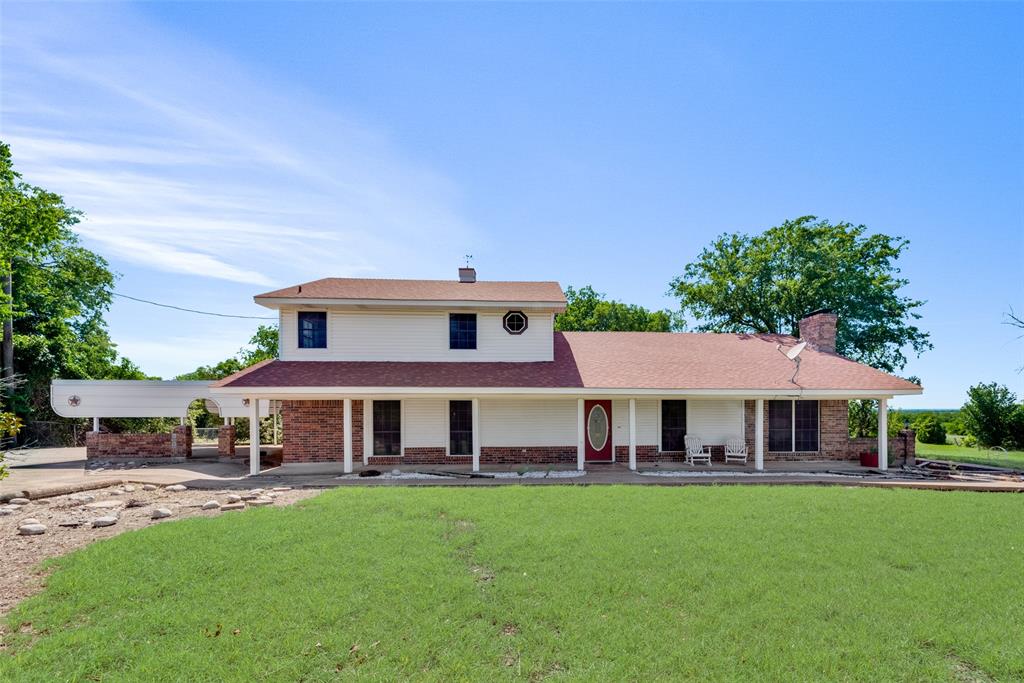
[444,399,474,457]
[768,399,821,453]
[448,312,478,351]
[295,310,330,353]
[367,398,405,458]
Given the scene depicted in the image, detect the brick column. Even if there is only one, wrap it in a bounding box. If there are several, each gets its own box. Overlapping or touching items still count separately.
[218,425,236,457]
[170,425,192,458]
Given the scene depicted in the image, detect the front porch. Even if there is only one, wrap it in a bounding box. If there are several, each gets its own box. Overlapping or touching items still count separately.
[231,394,911,477]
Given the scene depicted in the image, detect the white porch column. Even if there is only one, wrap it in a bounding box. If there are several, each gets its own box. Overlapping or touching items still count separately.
[343,398,353,474]
[878,397,888,471]
[471,398,480,472]
[223,417,229,426]
[179,417,186,426]
[754,398,764,471]
[577,398,585,471]
[92,416,100,432]
[248,397,260,476]
[362,400,372,466]
[628,398,637,471]
[272,401,279,446]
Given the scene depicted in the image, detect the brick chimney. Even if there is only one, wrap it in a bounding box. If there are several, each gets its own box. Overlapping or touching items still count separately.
[798,309,838,353]
[459,267,476,283]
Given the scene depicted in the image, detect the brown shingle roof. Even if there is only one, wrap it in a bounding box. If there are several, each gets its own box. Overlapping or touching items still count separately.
[255,278,566,305]
[213,332,921,393]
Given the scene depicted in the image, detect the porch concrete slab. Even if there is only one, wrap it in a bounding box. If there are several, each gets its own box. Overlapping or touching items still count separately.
[3,448,1021,495]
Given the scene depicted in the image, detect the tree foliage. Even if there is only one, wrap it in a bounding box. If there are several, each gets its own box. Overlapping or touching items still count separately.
[913,416,947,445]
[555,286,678,333]
[961,382,1024,449]
[1,142,145,427]
[670,216,930,374]
[176,325,279,381]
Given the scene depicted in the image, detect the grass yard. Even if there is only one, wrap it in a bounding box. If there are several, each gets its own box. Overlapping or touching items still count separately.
[916,441,1024,470]
[2,486,1023,681]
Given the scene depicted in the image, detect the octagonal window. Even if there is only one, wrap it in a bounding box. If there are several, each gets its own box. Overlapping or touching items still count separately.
[502,310,528,335]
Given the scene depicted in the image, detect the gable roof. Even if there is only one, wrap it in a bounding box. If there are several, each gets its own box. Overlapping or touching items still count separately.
[254,278,566,306]
[212,331,921,395]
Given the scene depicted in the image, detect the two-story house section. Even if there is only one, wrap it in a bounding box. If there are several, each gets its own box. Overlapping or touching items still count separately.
[211,267,922,474]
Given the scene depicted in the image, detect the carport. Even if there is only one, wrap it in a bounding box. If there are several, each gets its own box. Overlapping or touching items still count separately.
[50,380,271,463]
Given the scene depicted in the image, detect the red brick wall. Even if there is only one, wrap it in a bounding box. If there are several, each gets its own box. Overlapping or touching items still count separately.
[281,400,345,463]
[481,447,577,464]
[352,400,364,460]
[85,425,191,459]
[743,399,852,461]
[799,311,838,352]
[615,445,664,462]
[849,431,916,463]
[370,447,472,466]
[218,425,236,457]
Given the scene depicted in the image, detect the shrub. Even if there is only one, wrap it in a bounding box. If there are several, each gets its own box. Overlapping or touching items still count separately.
[961,383,1020,448]
[914,416,946,445]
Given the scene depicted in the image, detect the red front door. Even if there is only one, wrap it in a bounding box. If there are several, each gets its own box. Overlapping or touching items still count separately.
[584,400,613,462]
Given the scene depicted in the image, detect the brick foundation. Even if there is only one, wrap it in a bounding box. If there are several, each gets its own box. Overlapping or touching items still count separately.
[85,425,192,460]
[481,447,577,464]
[217,425,236,458]
[281,400,345,463]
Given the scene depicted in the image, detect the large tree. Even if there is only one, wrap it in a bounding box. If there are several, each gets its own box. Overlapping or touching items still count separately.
[670,216,930,373]
[0,142,145,425]
[555,285,678,333]
[1,142,84,392]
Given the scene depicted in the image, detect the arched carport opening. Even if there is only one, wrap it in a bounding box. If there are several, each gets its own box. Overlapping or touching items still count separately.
[186,397,223,459]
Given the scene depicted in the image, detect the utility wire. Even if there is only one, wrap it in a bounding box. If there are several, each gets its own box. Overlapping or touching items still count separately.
[112,292,276,320]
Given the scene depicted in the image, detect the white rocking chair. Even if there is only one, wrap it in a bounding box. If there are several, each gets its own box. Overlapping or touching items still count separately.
[724,437,748,464]
[684,435,713,466]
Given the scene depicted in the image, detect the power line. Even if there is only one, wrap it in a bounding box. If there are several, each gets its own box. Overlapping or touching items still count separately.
[112,292,276,320]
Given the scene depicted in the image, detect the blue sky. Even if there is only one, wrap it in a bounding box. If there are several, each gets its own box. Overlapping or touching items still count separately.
[1,2,1021,407]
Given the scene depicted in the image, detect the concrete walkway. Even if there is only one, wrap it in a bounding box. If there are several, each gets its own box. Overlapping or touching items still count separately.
[3,448,1022,496]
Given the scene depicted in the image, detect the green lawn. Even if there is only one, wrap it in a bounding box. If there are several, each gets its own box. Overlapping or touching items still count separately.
[916,440,1024,470]
[3,487,1023,681]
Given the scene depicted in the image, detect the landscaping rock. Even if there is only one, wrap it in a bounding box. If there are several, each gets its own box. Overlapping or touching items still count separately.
[226,494,242,503]
[123,485,136,493]
[201,501,221,510]
[0,506,17,516]
[247,497,274,507]
[109,489,126,495]
[21,518,41,526]
[8,498,30,506]
[18,523,46,536]
[71,494,96,504]
[92,516,118,528]
[141,484,158,491]
[272,486,291,491]
[166,484,187,492]
[220,503,246,511]
[85,500,124,510]
[151,508,173,519]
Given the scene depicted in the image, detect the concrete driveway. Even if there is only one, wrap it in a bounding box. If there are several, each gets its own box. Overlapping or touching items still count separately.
[1,447,249,497]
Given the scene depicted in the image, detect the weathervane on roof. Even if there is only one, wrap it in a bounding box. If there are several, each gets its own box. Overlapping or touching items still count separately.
[464,254,473,268]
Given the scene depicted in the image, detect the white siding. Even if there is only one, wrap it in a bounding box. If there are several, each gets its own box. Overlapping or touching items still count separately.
[479,398,577,447]
[404,398,447,448]
[685,399,744,445]
[279,307,554,362]
[637,399,658,444]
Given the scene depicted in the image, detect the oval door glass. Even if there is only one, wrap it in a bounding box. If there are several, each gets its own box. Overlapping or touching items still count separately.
[587,405,609,451]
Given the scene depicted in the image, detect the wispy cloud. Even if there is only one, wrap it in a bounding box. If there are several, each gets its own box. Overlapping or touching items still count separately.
[0,3,476,287]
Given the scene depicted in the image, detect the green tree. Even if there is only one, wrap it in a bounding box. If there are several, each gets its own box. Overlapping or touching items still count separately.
[913,416,947,445]
[555,286,678,332]
[0,143,144,431]
[669,216,930,374]
[1,141,83,392]
[961,382,1021,448]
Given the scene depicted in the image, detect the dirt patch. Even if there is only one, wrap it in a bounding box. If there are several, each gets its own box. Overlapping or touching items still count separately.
[0,484,319,620]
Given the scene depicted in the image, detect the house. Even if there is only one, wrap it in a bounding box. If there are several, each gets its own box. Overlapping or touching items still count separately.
[209,267,921,475]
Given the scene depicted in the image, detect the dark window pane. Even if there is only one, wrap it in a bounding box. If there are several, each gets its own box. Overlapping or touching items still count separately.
[373,400,401,456]
[661,400,687,452]
[794,400,819,451]
[298,312,327,349]
[449,400,473,455]
[768,400,793,451]
[449,313,477,349]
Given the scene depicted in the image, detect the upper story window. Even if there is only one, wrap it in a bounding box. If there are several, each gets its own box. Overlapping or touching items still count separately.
[502,310,528,335]
[449,313,477,350]
[298,311,327,349]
